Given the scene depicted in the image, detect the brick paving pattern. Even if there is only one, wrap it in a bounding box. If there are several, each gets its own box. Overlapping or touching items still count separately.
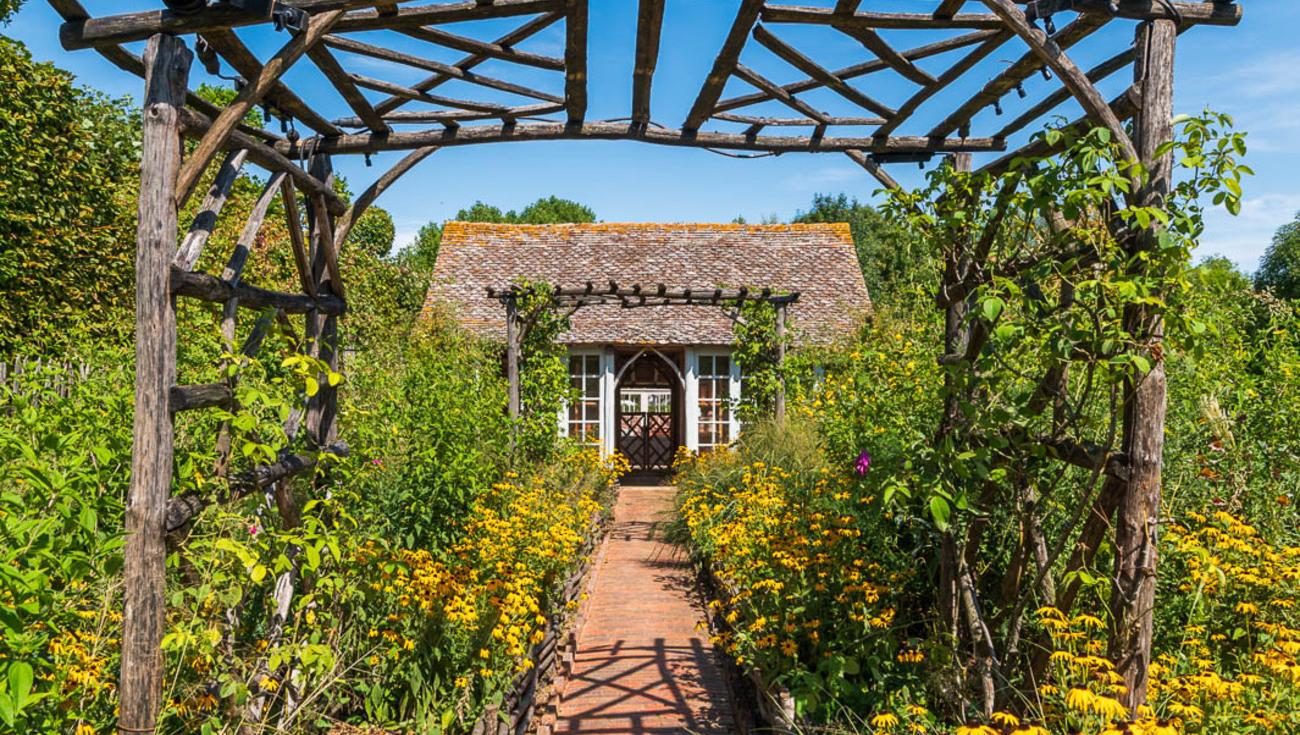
[554,486,735,734]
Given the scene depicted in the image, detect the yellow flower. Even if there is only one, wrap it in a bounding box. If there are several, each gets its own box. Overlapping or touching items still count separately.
[990,711,1019,727]
[1065,687,1095,713]
[870,712,900,730]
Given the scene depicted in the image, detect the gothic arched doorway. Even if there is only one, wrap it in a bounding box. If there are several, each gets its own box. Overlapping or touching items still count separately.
[615,350,683,475]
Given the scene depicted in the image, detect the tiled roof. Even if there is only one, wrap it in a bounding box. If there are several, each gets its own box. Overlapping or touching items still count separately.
[424,222,871,347]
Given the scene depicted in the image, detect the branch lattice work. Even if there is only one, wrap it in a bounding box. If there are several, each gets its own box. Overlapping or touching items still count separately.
[41,0,1241,731]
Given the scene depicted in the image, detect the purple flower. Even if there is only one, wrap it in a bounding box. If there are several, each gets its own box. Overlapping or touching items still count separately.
[854,449,872,476]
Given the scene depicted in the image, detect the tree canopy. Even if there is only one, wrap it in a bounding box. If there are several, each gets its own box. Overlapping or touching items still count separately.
[0,35,139,351]
[1255,210,1300,300]
[792,193,920,300]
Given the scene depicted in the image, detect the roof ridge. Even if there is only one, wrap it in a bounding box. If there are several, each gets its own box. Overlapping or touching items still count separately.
[441,220,854,243]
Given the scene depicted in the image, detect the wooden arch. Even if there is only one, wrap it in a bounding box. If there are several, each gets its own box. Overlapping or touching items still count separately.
[41,0,1242,730]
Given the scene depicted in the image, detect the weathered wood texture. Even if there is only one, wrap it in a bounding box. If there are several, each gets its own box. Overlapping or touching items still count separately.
[171,267,346,315]
[631,0,666,126]
[282,121,1004,156]
[175,9,342,207]
[120,33,190,735]
[684,0,765,131]
[1110,17,1176,710]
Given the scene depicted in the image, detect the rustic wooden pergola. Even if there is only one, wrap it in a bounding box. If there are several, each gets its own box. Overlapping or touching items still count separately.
[43,0,1241,730]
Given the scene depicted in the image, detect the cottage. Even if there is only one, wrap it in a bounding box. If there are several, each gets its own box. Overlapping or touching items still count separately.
[425,222,870,474]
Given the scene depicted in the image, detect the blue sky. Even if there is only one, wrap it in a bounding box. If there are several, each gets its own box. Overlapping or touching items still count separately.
[8,1,1298,271]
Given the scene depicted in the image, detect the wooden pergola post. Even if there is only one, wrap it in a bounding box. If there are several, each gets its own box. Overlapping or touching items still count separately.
[774,301,787,423]
[305,152,341,449]
[120,32,191,735]
[1110,16,1176,710]
[506,295,521,422]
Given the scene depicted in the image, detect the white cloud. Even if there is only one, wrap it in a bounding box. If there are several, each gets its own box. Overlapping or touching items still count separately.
[1198,193,1300,271]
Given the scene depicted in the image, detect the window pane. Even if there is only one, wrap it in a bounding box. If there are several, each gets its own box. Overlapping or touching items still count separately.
[584,400,599,421]
[716,355,730,373]
[699,423,714,446]
[586,355,601,373]
[699,380,714,400]
[585,377,600,397]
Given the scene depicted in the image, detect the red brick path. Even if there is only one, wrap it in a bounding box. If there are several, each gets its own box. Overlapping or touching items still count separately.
[554,486,735,734]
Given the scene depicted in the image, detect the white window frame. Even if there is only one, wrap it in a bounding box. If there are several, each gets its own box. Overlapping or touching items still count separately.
[559,349,611,452]
[693,350,738,452]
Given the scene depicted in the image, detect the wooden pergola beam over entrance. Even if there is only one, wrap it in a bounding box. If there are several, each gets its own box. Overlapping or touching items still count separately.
[488,283,800,424]
[40,0,1243,730]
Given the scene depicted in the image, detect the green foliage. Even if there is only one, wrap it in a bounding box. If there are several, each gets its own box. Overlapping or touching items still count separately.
[396,221,442,272]
[194,82,264,129]
[1255,210,1300,299]
[0,36,139,351]
[455,196,596,225]
[793,193,922,302]
[513,284,574,461]
[0,1,22,24]
[347,206,397,258]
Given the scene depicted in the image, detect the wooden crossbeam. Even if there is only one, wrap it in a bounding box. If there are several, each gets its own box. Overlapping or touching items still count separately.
[176,108,346,217]
[175,10,342,210]
[306,43,389,134]
[349,74,516,114]
[977,85,1141,176]
[845,149,902,190]
[631,0,667,126]
[763,5,1005,29]
[994,45,1136,140]
[714,112,884,127]
[174,148,247,271]
[875,31,1011,137]
[200,30,343,137]
[981,0,1137,163]
[835,25,938,86]
[492,284,801,306]
[378,12,564,116]
[684,0,765,132]
[171,266,346,315]
[334,146,439,249]
[1027,0,1241,26]
[732,64,831,127]
[164,442,348,533]
[752,24,895,118]
[564,0,590,124]
[723,32,1001,120]
[59,1,393,49]
[929,14,1106,138]
[283,120,1006,156]
[400,24,565,71]
[335,0,565,32]
[324,34,563,104]
[333,103,566,129]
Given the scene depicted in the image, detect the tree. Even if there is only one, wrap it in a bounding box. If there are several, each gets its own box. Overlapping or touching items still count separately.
[455,201,508,223]
[397,222,442,272]
[1,0,24,25]
[513,195,596,224]
[792,193,920,300]
[348,206,396,258]
[0,35,140,350]
[1255,211,1300,300]
[454,196,596,225]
